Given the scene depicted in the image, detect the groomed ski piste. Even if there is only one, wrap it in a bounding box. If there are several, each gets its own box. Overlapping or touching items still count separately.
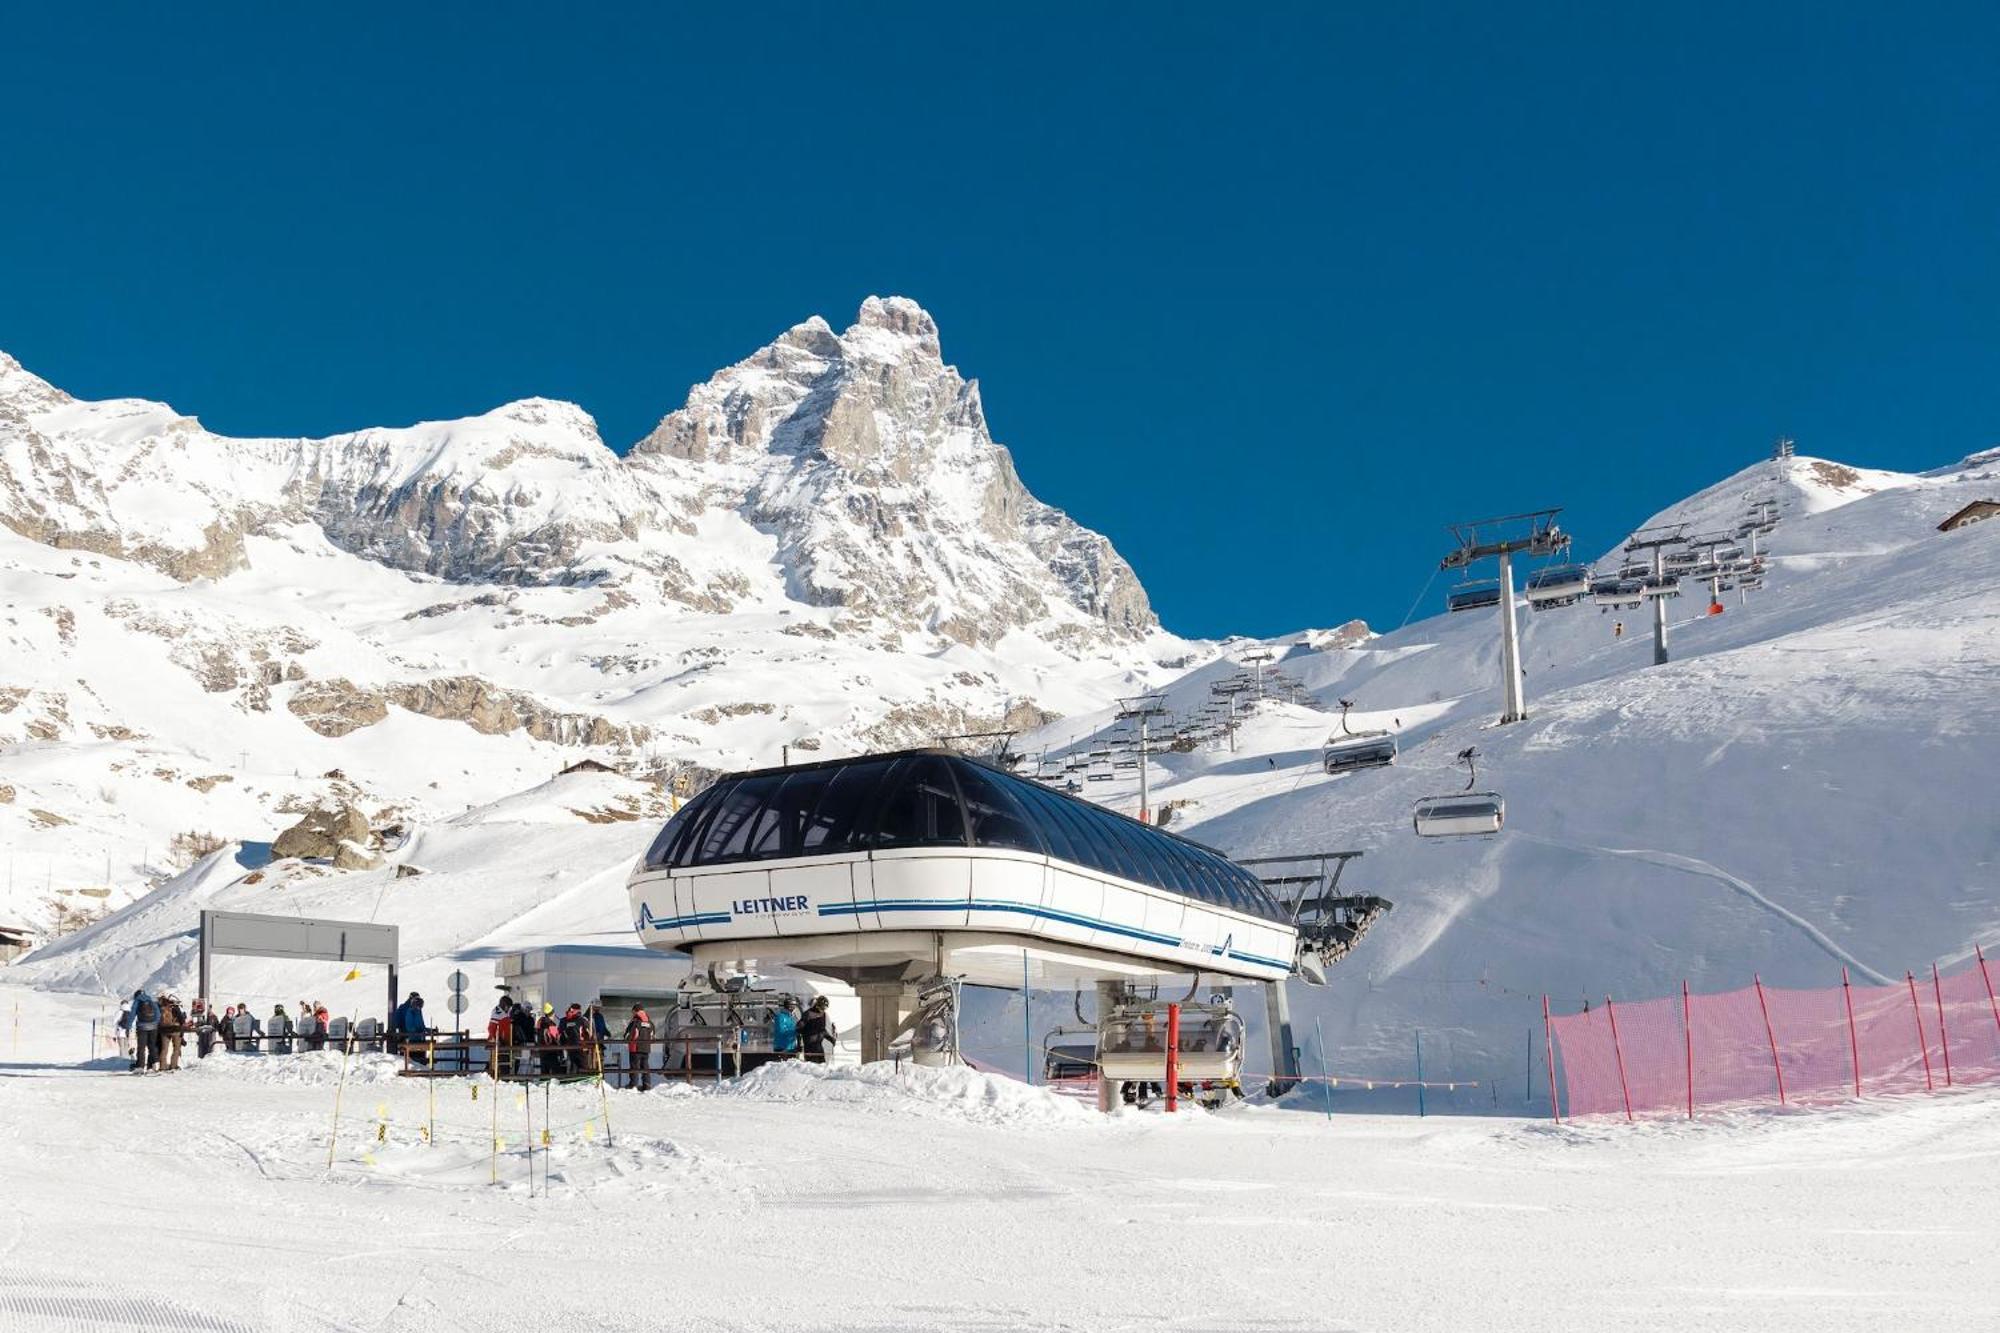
[4,449,1999,1330]
[4,985,2000,1333]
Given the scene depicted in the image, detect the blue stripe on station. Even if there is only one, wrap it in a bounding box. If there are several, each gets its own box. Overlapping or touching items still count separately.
[821,899,1291,972]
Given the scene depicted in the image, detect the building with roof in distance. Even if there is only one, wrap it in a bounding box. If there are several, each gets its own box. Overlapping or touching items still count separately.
[1937,499,2000,533]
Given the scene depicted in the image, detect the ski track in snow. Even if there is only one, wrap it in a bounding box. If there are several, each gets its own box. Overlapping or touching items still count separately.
[1515,833,1896,985]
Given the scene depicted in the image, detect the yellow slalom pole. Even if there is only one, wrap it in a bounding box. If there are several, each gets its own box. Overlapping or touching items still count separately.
[325,1012,358,1173]
[597,1060,614,1148]
[521,1085,534,1197]
[489,1067,500,1185]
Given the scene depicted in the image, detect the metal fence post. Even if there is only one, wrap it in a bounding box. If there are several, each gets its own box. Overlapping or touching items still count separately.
[1415,1031,1425,1118]
[1931,963,1952,1088]
[1753,974,1786,1107]
[1605,996,1634,1122]
[1541,995,1561,1124]
[1681,980,1693,1120]
[1842,967,1861,1098]
[1164,1003,1180,1114]
[1978,945,2000,1046]
[1905,972,1935,1092]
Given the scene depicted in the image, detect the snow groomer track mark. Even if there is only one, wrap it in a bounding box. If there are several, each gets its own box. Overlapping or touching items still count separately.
[0,1268,256,1332]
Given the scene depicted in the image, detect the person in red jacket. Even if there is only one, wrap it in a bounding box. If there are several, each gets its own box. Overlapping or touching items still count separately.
[623,1005,654,1091]
[487,994,515,1076]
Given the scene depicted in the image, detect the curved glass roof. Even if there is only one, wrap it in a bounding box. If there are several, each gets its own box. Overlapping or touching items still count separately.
[641,750,1289,925]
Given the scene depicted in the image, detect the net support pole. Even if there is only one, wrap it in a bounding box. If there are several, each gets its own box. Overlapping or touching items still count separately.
[1415,1031,1427,1118]
[1842,967,1861,1099]
[1497,549,1527,724]
[1681,980,1694,1120]
[1605,996,1635,1122]
[1541,995,1561,1124]
[1754,974,1786,1107]
[1164,1003,1179,1114]
[1314,1016,1335,1121]
[1906,971,1935,1093]
[1931,963,1952,1088]
[1978,945,2000,1046]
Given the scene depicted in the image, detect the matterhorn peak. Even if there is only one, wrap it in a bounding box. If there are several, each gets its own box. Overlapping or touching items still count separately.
[847,295,942,359]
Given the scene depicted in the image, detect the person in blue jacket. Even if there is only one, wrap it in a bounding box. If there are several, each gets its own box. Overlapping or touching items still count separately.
[390,992,429,1065]
[771,997,801,1059]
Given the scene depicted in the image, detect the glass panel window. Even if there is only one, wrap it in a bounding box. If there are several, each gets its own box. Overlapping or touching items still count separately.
[694,773,784,863]
[868,757,969,849]
[1015,785,1080,864]
[954,763,1046,855]
[800,758,897,854]
[1105,819,1171,893]
[667,782,733,868]
[748,768,833,859]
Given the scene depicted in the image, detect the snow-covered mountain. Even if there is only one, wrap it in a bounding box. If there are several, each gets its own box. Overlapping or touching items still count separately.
[0,298,1199,933]
[8,301,1999,1113]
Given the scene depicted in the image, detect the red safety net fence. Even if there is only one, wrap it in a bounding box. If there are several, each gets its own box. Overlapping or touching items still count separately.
[1546,947,2000,1121]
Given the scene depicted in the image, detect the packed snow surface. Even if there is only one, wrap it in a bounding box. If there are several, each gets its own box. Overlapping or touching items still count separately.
[3,986,1997,1332]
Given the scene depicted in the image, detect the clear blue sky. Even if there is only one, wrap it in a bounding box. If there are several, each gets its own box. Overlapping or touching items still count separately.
[4,6,1995,637]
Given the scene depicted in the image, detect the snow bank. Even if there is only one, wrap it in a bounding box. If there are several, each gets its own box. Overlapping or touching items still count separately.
[681,1058,1096,1128]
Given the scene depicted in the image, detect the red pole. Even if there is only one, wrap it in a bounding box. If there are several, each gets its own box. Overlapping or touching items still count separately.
[1979,945,2000,1046]
[1541,995,1561,1124]
[1605,996,1634,1123]
[1681,980,1694,1120]
[1842,967,1861,1099]
[1754,974,1786,1107]
[1931,963,1952,1088]
[1906,972,1934,1093]
[1164,1002,1179,1114]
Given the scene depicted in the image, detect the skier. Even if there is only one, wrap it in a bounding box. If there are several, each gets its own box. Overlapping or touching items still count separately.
[232,1003,261,1053]
[799,996,835,1064]
[219,1005,238,1053]
[536,1004,562,1077]
[587,1002,611,1073]
[192,999,218,1059]
[487,994,515,1076]
[623,1004,654,1091]
[128,989,161,1072]
[390,992,428,1064]
[295,1004,319,1052]
[158,994,187,1071]
[269,1003,295,1055]
[1613,620,1624,639]
[771,997,801,1059]
[510,999,535,1076]
[311,1004,331,1051]
[558,1002,586,1075]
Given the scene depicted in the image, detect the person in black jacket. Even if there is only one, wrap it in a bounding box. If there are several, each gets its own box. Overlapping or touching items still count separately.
[510,1001,534,1076]
[798,996,835,1064]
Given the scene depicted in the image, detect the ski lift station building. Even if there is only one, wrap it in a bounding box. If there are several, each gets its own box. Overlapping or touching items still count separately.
[626,749,1301,1064]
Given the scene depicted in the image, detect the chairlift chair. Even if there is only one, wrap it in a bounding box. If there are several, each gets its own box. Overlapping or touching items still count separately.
[1321,698,1397,775]
[1446,579,1502,613]
[1590,574,1645,607]
[1524,563,1590,610]
[1639,573,1681,599]
[1412,747,1505,838]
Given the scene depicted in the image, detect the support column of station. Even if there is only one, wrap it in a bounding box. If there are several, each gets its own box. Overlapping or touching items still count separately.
[1265,979,1301,1096]
[856,982,916,1063]
[1095,980,1124,1112]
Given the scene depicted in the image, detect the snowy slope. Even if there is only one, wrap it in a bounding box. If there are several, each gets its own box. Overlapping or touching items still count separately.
[3,981,1999,1332]
[1010,450,2000,1095]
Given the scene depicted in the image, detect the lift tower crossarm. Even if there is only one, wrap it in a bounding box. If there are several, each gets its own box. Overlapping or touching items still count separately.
[1438,508,1568,724]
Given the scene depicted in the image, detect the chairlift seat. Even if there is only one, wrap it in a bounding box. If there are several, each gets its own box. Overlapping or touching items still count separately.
[1412,793,1505,837]
[1323,732,1397,775]
[1446,581,1502,613]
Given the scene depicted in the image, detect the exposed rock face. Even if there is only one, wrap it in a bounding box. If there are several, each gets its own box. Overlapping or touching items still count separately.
[271,804,373,861]
[0,302,1158,649]
[286,680,389,738]
[385,677,645,748]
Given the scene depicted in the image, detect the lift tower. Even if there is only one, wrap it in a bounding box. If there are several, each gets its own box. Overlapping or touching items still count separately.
[1439,510,1568,725]
[1624,523,1689,667]
[1115,694,1169,824]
